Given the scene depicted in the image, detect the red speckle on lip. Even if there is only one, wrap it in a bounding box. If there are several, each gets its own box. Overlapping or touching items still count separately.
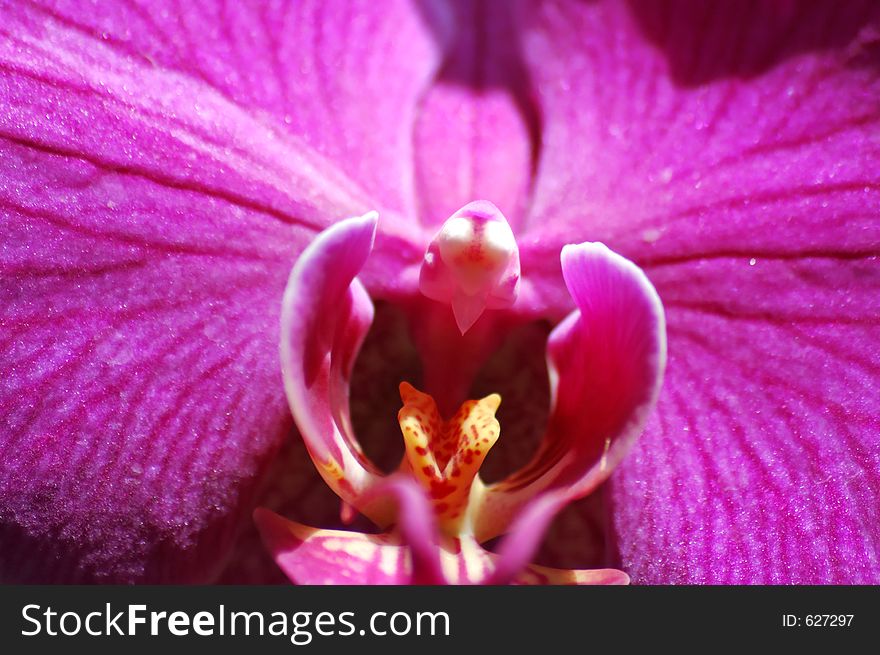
[397,382,502,534]
[430,480,457,499]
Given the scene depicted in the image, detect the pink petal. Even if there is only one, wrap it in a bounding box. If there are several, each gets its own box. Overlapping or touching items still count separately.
[359,477,446,584]
[253,509,412,585]
[256,476,444,585]
[517,0,880,313]
[0,122,304,582]
[0,0,435,581]
[412,0,538,230]
[516,0,880,582]
[612,266,880,583]
[7,0,442,223]
[485,491,568,584]
[256,480,620,585]
[280,214,392,521]
[475,243,666,541]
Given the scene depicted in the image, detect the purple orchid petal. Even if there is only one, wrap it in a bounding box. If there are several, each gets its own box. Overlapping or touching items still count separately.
[255,508,497,586]
[255,476,445,585]
[475,243,666,542]
[253,508,412,585]
[0,0,436,581]
[515,0,880,315]
[5,0,876,587]
[412,1,537,230]
[516,0,880,582]
[357,476,446,585]
[612,265,880,583]
[485,491,568,585]
[279,213,396,523]
[3,0,443,223]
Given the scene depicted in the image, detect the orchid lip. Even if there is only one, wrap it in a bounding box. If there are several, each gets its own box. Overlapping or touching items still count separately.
[397,382,500,536]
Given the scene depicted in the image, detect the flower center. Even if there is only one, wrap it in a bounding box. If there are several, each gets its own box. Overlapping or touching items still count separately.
[397,382,500,536]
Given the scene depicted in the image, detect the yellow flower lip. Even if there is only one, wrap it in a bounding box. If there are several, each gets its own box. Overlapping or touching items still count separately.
[397,381,501,536]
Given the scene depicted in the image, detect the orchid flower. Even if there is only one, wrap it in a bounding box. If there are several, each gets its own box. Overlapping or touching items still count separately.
[1,0,879,585]
[253,204,664,584]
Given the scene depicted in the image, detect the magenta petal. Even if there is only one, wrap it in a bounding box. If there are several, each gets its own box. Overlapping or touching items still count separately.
[514,0,880,583]
[412,0,537,230]
[255,477,444,586]
[551,243,666,498]
[280,214,396,524]
[517,0,880,315]
[253,509,412,585]
[0,0,438,581]
[476,243,665,541]
[0,92,316,581]
[485,492,567,585]
[360,476,446,585]
[4,0,442,222]
[612,282,880,583]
